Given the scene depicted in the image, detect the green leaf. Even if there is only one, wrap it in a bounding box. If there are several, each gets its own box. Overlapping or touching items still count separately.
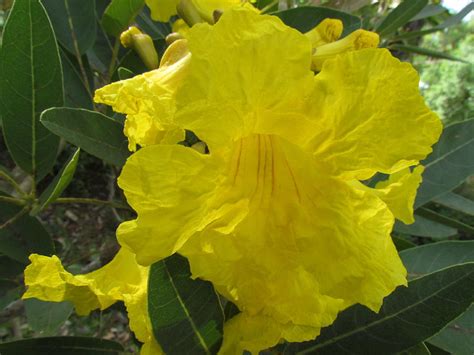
[286,263,474,354]
[0,279,20,310]
[437,2,474,29]
[394,215,457,239]
[432,192,474,217]
[148,254,224,355]
[135,6,171,40]
[376,0,428,37]
[25,299,74,336]
[390,44,467,62]
[429,305,474,355]
[0,336,124,354]
[0,0,63,180]
[0,256,25,279]
[60,49,94,109]
[399,342,431,355]
[392,236,416,251]
[272,6,361,37]
[400,242,474,355]
[416,119,474,208]
[411,4,447,21]
[400,241,474,280]
[42,0,97,55]
[118,67,135,80]
[102,0,145,37]
[40,107,130,167]
[0,200,54,264]
[32,148,80,215]
[416,207,474,235]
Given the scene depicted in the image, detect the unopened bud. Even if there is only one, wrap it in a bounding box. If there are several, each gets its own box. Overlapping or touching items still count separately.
[166,32,184,45]
[177,0,205,26]
[120,26,159,70]
[311,29,380,71]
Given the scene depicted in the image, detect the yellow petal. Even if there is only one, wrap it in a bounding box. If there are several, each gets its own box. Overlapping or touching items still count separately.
[117,144,223,265]
[174,8,315,151]
[308,48,442,180]
[94,40,190,151]
[145,0,179,22]
[23,249,158,351]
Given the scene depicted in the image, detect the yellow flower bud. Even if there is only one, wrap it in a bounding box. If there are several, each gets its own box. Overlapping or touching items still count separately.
[305,18,343,48]
[311,29,380,71]
[177,0,205,26]
[119,26,159,70]
[166,32,184,45]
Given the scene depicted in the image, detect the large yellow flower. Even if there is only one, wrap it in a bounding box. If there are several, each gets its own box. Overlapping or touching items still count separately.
[23,248,162,354]
[109,8,442,353]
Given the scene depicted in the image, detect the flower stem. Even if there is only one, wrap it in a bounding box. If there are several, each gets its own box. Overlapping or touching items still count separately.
[0,171,25,196]
[0,196,26,206]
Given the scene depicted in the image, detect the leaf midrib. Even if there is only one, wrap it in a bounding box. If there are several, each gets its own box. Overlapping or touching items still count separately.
[297,263,474,354]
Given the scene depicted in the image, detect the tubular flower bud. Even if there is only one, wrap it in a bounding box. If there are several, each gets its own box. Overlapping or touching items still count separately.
[305,18,343,48]
[120,26,159,70]
[311,29,380,71]
[177,0,205,26]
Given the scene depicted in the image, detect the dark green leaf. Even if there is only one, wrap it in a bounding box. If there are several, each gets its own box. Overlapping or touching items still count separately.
[399,342,431,355]
[25,299,74,336]
[425,343,450,355]
[0,256,25,279]
[40,108,130,167]
[392,236,416,251]
[390,44,468,62]
[272,6,361,37]
[416,119,474,207]
[394,215,457,239]
[432,192,474,217]
[400,242,474,355]
[0,0,63,180]
[429,304,474,355]
[118,67,135,80]
[416,207,474,235]
[0,200,54,264]
[393,28,444,41]
[0,336,124,354]
[102,0,145,36]
[32,148,80,215]
[376,0,428,37]
[42,0,96,55]
[0,279,20,310]
[400,241,474,280]
[148,254,224,355]
[135,6,171,40]
[437,2,474,29]
[286,263,474,354]
[60,49,94,109]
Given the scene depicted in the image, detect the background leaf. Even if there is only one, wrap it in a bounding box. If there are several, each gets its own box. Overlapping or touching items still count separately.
[390,44,467,62]
[148,254,224,355]
[415,119,474,208]
[24,299,74,336]
[60,49,94,109]
[273,6,361,37]
[42,0,97,55]
[101,0,145,37]
[0,0,63,180]
[432,192,474,217]
[394,215,457,239]
[285,263,474,354]
[0,336,124,354]
[40,108,130,167]
[376,0,428,37]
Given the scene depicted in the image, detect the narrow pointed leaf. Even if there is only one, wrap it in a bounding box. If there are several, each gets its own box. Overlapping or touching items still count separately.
[416,207,474,235]
[40,107,130,167]
[411,4,446,21]
[0,337,124,354]
[0,0,63,180]
[32,148,80,215]
[438,3,474,29]
[432,192,474,217]
[376,0,428,37]
[102,0,145,36]
[273,6,361,37]
[394,215,457,239]
[286,263,474,354]
[148,254,224,355]
[42,0,96,55]
[416,119,474,207]
[391,44,467,62]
